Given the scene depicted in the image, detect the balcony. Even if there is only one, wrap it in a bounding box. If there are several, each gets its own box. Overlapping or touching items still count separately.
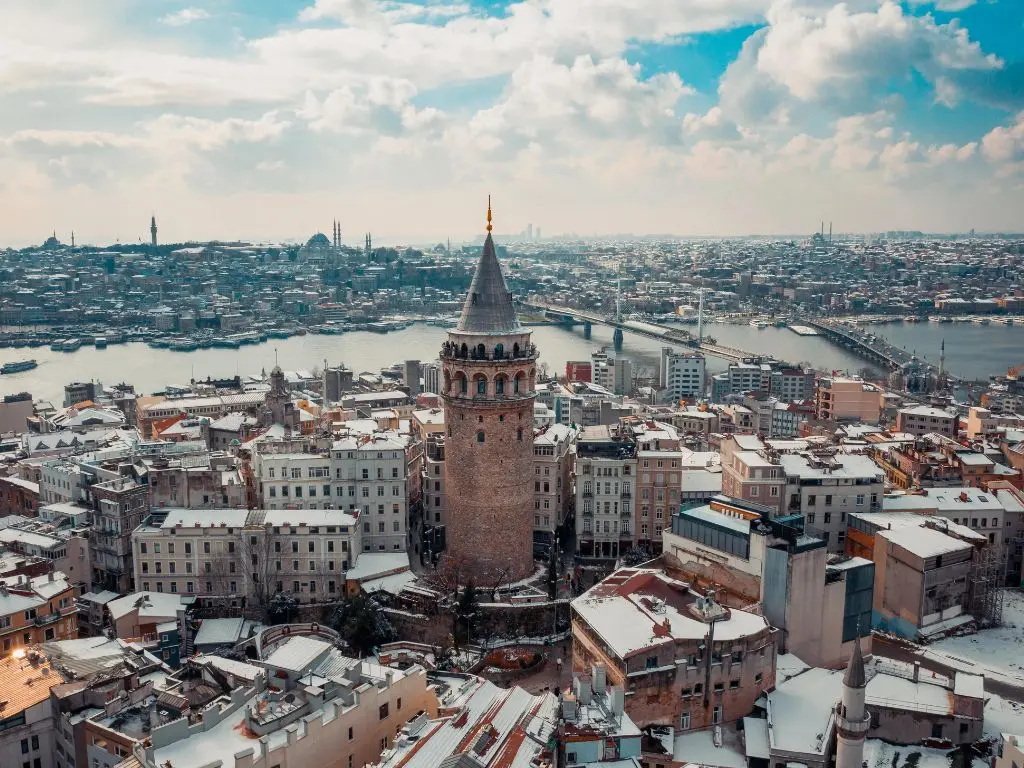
[440,341,539,362]
[620,491,632,499]
[34,612,64,627]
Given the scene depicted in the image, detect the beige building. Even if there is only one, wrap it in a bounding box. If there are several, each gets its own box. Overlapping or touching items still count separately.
[995,734,1024,768]
[816,377,883,423]
[896,405,958,437]
[533,423,578,552]
[132,508,362,612]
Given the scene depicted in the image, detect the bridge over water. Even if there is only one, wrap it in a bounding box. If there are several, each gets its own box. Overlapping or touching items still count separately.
[520,300,763,364]
[799,318,945,378]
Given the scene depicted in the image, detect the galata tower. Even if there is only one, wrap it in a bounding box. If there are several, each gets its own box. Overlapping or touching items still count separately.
[440,199,537,585]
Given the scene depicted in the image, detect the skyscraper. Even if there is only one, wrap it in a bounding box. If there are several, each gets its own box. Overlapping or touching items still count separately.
[440,198,537,583]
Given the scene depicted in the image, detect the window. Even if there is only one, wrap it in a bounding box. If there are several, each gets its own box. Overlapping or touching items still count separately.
[713,705,722,724]
[348,727,354,741]
[140,542,147,554]
[379,703,389,720]
[680,713,690,730]
[477,431,485,443]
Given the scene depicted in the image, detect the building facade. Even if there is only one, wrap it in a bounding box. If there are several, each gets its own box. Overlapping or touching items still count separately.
[660,348,706,401]
[574,426,638,560]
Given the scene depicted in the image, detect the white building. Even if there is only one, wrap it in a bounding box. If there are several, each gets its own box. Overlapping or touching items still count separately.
[660,347,706,401]
[251,431,409,553]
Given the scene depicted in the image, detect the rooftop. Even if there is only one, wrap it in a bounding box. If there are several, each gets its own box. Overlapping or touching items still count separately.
[571,568,769,659]
[453,232,524,336]
[0,650,62,719]
[878,525,972,559]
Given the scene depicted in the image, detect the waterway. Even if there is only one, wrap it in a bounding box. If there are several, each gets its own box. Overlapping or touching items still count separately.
[1,321,1021,407]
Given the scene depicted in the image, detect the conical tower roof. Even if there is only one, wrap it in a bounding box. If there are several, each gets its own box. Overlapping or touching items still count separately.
[455,205,522,335]
[843,633,867,689]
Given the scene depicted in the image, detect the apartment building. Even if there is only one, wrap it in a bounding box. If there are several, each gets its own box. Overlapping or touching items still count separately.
[574,426,638,560]
[896,405,959,437]
[571,567,778,730]
[0,522,91,591]
[132,508,362,610]
[885,487,1008,547]
[636,450,682,554]
[780,451,884,551]
[660,348,706,401]
[252,432,408,553]
[720,435,786,514]
[710,361,773,402]
[0,650,62,768]
[769,367,815,403]
[533,423,578,552]
[815,377,883,423]
[90,476,148,593]
[0,571,78,654]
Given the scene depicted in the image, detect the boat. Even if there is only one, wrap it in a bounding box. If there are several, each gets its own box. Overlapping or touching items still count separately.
[94,336,107,349]
[1,359,37,374]
[211,337,241,349]
[973,317,990,325]
[148,339,170,349]
[61,338,82,352]
[749,319,769,329]
[50,339,65,351]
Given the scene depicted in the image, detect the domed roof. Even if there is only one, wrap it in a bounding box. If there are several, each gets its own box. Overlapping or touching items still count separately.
[306,232,331,248]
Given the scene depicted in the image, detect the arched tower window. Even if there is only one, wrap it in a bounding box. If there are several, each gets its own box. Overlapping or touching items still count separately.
[459,343,468,358]
[456,372,468,394]
[494,343,504,359]
[495,375,506,395]
[476,343,486,359]
[477,431,485,443]
[475,374,487,395]
[514,372,523,394]
[513,342,520,358]
[517,427,523,441]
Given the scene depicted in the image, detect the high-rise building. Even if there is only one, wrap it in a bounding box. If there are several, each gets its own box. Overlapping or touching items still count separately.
[440,200,537,583]
[660,347,705,401]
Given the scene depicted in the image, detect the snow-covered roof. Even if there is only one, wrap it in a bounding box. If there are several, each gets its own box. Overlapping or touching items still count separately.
[107,591,186,622]
[571,568,769,660]
[877,525,972,559]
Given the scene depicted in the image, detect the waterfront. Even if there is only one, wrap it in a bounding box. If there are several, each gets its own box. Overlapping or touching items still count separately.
[1,321,1021,407]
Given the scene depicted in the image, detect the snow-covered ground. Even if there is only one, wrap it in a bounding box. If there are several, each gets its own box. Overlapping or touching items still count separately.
[930,589,1024,682]
[984,693,1024,738]
[864,739,954,768]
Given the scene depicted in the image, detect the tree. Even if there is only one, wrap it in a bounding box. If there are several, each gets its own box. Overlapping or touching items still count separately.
[267,592,298,625]
[453,582,479,650]
[622,546,652,567]
[329,592,396,656]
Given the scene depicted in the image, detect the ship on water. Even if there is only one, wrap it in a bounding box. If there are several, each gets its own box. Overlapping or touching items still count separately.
[1,359,38,374]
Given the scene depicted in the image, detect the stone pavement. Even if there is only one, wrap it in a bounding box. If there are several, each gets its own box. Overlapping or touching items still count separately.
[515,638,574,695]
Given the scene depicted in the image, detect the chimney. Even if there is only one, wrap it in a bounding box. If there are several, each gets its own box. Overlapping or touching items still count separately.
[913,661,921,683]
[591,663,606,695]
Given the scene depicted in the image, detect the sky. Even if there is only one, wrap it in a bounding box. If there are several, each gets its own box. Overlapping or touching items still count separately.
[1,0,1022,246]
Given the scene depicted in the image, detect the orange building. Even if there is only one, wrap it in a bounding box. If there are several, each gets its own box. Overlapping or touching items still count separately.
[0,571,78,655]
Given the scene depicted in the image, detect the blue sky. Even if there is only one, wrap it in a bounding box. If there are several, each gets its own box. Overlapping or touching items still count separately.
[0,0,1022,245]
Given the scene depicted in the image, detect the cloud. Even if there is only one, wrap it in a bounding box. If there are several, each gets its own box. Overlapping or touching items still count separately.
[159,7,211,27]
[719,0,1004,122]
[908,0,976,11]
[981,112,1024,163]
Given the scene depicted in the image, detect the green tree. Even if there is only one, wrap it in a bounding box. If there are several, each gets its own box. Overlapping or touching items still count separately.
[329,592,396,656]
[453,582,479,650]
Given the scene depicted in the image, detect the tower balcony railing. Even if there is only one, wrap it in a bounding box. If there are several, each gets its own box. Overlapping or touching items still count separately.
[440,342,539,362]
[445,391,536,404]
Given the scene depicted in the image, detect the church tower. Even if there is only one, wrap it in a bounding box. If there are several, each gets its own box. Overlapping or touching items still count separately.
[835,635,870,768]
[441,198,537,584]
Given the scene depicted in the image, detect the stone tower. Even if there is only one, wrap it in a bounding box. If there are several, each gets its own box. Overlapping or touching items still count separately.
[441,200,537,584]
[835,634,870,768]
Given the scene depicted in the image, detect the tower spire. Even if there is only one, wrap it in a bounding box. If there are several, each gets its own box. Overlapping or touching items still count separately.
[486,195,493,233]
[835,634,869,768]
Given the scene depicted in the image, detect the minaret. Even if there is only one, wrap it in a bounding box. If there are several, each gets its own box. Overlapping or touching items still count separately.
[150,216,158,248]
[440,196,537,583]
[71,231,75,248]
[835,635,870,768]
[939,338,946,382]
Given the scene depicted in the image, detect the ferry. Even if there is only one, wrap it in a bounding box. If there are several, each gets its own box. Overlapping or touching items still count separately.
[973,317,990,325]
[148,339,170,349]
[211,337,241,349]
[94,336,107,349]
[50,339,65,351]
[61,338,82,352]
[1,359,38,374]
[749,319,769,329]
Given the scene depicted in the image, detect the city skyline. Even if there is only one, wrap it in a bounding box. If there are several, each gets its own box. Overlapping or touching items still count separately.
[1,0,1023,246]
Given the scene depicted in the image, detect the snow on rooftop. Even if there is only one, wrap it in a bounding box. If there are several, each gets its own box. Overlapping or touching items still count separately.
[346,551,410,581]
[672,726,748,768]
[877,525,971,559]
[263,635,332,673]
[865,673,952,715]
[766,666,843,755]
[571,569,769,659]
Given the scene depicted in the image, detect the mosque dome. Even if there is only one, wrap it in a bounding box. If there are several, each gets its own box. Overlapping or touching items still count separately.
[306,232,331,249]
